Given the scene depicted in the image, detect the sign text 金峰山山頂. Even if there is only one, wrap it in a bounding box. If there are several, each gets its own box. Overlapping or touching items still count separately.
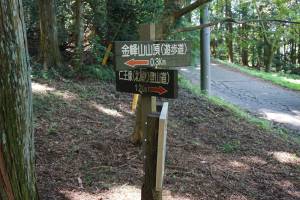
[114,41,192,70]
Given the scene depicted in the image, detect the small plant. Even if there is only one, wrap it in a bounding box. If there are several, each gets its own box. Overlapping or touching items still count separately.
[220,140,240,153]
[48,122,58,135]
[79,65,115,81]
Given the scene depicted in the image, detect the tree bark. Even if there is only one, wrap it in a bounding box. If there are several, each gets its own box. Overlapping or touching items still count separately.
[225,0,233,63]
[291,39,296,65]
[174,0,212,19]
[0,0,38,199]
[73,0,84,71]
[298,36,300,65]
[264,39,275,72]
[241,28,248,66]
[141,113,162,200]
[38,0,61,70]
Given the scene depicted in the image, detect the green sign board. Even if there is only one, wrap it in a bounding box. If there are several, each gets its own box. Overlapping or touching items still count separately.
[114,41,192,70]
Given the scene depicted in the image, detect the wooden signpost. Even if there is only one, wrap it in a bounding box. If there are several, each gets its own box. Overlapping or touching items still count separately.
[113,23,191,200]
[156,102,168,191]
[116,69,178,98]
[114,41,191,70]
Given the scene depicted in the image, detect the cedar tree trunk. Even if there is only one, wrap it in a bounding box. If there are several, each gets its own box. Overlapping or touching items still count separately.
[38,0,61,70]
[0,0,38,199]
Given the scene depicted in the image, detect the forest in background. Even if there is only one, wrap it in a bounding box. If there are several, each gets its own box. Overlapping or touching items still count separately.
[23,0,300,79]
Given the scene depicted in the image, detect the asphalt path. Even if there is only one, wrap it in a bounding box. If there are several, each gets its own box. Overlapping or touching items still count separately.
[180,62,300,134]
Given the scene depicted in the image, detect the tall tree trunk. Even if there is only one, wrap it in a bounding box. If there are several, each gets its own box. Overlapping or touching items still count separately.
[283,42,287,66]
[86,0,104,37]
[73,0,84,71]
[252,45,256,68]
[38,0,61,70]
[211,38,217,57]
[0,1,38,199]
[225,0,233,62]
[291,39,296,65]
[298,29,300,65]
[298,37,300,65]
[162,0,181,37]
[264,40,275,72]
[240,5,248,66]
[241,23,248,66]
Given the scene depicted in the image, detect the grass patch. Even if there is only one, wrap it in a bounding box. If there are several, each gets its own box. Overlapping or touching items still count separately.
[32,63,115,82]
[214,59,300,91]
[80,65,115,81]
[220,140,240,153]
[178,75,300,145]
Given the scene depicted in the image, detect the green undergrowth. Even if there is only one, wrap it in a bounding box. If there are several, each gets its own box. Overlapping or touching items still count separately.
[214,59,300,91]
[32,63,115,82]
[79,65,115,81]
[178,75,300,145]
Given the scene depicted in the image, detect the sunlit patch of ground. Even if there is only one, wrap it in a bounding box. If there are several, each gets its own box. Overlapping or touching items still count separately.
[259,109,300,127]
[34,79,300,200]
[283,77,300,84]
[32,82,55,93]
[228,161,250,171]
[241,156,267,165]
[90,101,124,118]
[227,194,248,200]
[60,185,192,200]
[269,151,300,165]
[32,81,78,101]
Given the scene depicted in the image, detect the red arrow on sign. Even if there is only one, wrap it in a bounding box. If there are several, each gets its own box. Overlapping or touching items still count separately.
[125,59,149,68]
[149,86,168,95]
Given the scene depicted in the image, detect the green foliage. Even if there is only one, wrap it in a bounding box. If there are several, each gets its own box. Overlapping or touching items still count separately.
[90,35,108,64]
[210,0,300,73]
[79,65,115,81]
[220,140,240,153]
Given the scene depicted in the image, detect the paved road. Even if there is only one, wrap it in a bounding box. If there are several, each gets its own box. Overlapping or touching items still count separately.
[180,62,300,133]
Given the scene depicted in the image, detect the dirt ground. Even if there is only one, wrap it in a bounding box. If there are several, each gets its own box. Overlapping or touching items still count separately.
[33,79,300,200]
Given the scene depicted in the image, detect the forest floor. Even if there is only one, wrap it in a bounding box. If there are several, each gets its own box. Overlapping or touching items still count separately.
[33,78,300,200]
[180,62,300,134]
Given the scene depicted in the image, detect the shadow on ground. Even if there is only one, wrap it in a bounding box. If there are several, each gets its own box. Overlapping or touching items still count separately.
[33,79,300,200]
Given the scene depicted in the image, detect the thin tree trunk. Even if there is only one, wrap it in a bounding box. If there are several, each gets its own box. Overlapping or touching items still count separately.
[0,1,38,199]
[211,38,217,57]
[291,39,296,64]
[298,38,300,65]
[38,0,61,70]
[241,24,248,66]
[275,48,282,72]
[252,45,256,68]
[225,0,233,62]
[86,0,104,37]
[73,0,84,71]
[283,42,287,66]
[264,40,275,72]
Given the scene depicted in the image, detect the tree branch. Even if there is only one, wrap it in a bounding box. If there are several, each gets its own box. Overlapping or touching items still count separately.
[174,0,213,19]
[173,18,300,33]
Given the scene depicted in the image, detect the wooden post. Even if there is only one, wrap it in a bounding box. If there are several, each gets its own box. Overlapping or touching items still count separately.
[141,113,162,200]
[131,24,162,144]
[102,43,113,65]
[132,94,139,112]
[156,102,168,191]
